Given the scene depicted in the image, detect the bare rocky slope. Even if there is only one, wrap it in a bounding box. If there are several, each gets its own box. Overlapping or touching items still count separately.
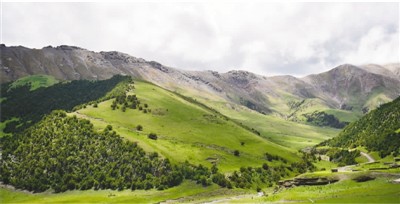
[1,44,399,121]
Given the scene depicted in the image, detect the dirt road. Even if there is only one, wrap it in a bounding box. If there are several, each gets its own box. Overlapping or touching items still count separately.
[360,152,375,163]
[337,151,375,172]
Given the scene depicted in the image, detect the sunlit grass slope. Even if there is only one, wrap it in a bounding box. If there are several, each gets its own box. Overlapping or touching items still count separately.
[218,108,340,150]
[72,81,299,172]
[171,88,340,150]
[8,74,58,91]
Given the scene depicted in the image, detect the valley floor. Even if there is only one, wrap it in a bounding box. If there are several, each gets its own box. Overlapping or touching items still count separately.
[0,181,253,203]
[1,171,399,203]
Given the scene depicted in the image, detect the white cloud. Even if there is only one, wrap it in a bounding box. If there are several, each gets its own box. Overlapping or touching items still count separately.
[342,26,399,64]
[2,2,399,76]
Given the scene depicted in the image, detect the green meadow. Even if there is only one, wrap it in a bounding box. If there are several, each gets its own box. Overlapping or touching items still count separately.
[72,81,299,172]
[0,181,239,203]
[172,90,340,150]
[233,176,400,203]
[2,173,398,203]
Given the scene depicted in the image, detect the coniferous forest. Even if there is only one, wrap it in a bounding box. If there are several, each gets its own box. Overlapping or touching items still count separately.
[0,111,212,192]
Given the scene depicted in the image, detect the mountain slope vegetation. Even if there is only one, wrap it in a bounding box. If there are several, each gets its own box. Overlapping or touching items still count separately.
[170,87,340,150]
[0,79,313,194]
[0,75,131,133]
[72,81,300,172]
[0,111,225,193]
[324,96,400,157]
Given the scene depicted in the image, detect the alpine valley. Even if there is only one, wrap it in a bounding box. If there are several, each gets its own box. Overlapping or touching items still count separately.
[1,44,399,203]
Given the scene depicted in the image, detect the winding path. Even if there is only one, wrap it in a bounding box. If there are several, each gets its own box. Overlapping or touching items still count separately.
[337,151,375,172]
[360,151,375,163]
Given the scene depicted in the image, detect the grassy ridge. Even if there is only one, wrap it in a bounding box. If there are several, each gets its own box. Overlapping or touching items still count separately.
[73,81,299,172]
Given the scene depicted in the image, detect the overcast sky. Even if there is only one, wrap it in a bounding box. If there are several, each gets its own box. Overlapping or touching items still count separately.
[2,2,399,76]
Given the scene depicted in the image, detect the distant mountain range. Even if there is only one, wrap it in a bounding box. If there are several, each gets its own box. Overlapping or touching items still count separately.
[1,44,399,123]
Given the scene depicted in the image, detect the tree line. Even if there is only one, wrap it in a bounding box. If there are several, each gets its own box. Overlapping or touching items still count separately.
[303,111,348,129]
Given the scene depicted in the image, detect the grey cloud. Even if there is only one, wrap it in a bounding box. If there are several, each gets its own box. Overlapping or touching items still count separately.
[2,2,399,77]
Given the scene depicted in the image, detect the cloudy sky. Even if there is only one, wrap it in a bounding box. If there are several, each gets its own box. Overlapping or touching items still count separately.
[2,2,399,76]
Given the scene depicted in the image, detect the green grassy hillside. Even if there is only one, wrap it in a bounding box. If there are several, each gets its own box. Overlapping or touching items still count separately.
[171,87,340,150]
[8,74,59,91]
[72,81,300,172]
[284,98,360,124]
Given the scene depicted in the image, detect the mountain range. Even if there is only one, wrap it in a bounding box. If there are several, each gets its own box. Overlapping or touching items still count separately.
[1,44,399,123]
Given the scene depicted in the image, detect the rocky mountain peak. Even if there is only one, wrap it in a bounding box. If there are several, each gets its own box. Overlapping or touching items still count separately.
[100,51,146,64]
[226,70,257,77]
[54,45,86,51]
[224,70,258,85]
[207,70,221,78]
[328,64,364,75]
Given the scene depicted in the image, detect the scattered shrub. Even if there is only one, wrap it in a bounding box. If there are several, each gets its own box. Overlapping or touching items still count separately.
[148,133,158,140]
[353,175,375,182]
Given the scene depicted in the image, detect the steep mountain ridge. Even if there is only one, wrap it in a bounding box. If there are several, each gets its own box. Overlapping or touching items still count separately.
[360,63,400,79]
[1,44,399,123]
[302,64,400,110]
